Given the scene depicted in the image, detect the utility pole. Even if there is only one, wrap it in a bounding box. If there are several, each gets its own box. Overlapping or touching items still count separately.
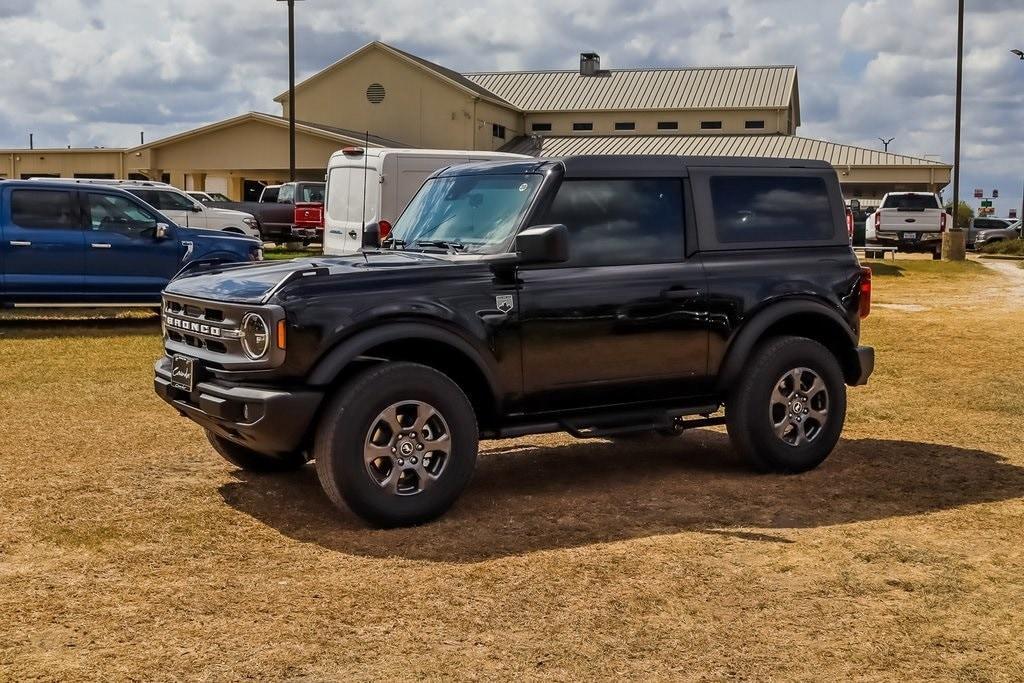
[951,0,964,234]
[1014,50,1024,229]
[277,0,301,182]
[878,137,894,152]
[29,133,33,150]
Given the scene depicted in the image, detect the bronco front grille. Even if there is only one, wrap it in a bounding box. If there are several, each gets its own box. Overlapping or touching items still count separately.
[161,294,286,371]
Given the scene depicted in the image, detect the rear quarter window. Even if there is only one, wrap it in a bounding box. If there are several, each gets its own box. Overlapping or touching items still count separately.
[708,175,835,244]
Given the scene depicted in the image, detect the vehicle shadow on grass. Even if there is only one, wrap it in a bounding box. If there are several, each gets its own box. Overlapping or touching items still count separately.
[218,431,1024,563]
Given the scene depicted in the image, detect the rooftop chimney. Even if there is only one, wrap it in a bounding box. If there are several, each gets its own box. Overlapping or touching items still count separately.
[580,52,600,76]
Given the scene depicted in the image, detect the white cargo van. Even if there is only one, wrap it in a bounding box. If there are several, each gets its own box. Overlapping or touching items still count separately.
[323,148,529,255]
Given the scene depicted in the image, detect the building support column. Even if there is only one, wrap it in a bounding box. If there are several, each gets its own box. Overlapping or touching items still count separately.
[185,172,207,192]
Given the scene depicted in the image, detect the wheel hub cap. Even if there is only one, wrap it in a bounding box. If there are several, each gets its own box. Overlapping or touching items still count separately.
[363,400,451,496]
[770,368,829,446]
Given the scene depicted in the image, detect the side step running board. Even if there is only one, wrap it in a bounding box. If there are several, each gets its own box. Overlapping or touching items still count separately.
[494,404,722,439]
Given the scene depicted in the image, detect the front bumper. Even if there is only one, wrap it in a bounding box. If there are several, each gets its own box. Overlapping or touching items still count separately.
[852,346,875,386]
[154,356,322,455]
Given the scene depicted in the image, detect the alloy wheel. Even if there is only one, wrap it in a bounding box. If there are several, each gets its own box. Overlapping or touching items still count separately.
[363,401,451,495]
[769,367,829,447]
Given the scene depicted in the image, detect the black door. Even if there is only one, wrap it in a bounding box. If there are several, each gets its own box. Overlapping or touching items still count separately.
[518,177,709,413]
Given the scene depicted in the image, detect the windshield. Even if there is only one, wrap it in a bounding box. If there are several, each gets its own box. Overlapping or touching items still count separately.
[390,173,543,254]
[881,193,939,210]
[209,193,231,202]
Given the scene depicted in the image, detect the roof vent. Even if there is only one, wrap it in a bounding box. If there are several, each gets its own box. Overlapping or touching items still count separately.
[579,52,610,77]
[366,83,386,104]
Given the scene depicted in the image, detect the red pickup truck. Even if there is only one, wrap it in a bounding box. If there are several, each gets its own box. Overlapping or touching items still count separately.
[208,181,324,244]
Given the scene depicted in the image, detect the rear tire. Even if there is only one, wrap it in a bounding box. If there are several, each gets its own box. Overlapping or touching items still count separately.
[932,249,942,260]
[205,430,307,472]
[725,336,846,473]
[314,362,479,527]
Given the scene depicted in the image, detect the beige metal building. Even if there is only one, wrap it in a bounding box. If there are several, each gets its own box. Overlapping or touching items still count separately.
[1,40,950,202]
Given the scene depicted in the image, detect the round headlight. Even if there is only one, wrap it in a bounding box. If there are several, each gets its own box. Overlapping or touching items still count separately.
[240,313,270,359]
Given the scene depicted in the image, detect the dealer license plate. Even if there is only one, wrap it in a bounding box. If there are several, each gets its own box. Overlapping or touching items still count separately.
[171,355,195,392]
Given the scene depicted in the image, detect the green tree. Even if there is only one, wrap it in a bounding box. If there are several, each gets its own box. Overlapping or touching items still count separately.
[943,200,974,230]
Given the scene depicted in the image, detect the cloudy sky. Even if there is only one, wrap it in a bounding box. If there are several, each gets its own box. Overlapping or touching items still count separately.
[2,0,1023,213]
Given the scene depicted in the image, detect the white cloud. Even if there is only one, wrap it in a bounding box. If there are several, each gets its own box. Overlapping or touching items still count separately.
[1,0,1022,212]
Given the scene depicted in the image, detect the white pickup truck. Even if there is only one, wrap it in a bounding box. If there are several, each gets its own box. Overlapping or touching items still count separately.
[865,192,949,259]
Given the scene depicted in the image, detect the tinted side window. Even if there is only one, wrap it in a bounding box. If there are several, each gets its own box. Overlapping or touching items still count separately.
[156,190,198,211]
[541,179,684,266]
[10,190,78,229]
[86,193,157,237]
[709,176,834,243]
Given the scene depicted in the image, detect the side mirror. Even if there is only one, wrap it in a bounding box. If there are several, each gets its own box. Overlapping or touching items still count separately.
[154,223,170,240]
[849,199,861,212]
[190,205,203,212]
[515,224,569,264]
[362,222,381,248]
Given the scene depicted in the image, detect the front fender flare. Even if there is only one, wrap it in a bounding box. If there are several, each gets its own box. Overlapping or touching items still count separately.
[307,321,501,397]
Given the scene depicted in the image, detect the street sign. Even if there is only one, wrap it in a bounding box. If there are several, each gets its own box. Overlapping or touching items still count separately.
[1010,209,1018,219]
[992,189,999,198]
[974,188,984,198]
[981,200,993,207]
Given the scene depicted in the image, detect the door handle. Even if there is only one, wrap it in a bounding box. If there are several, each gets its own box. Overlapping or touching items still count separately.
[348,230,358,238]
[9,240,31,246]
[91,243,112,249]
[662,287,700,300]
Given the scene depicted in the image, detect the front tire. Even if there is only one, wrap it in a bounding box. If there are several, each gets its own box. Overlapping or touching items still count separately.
[205,430,307,472]
[314,362,479,527]
[726,336,846,473]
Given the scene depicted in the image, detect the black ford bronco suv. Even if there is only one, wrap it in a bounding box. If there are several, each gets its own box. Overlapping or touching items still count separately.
[155,156,874,527]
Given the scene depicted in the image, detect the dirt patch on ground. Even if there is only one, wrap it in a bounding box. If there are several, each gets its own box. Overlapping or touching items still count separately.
[2,259,1023,680]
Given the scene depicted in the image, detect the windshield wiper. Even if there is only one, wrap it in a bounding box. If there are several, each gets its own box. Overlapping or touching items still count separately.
[382,236,406,250]
[413,239,467,252]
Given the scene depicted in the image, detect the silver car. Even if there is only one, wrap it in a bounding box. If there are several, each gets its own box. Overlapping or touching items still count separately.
[973,218,1021,249]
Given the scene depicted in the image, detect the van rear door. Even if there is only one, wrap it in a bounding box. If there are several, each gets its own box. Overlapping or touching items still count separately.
[324,159,380,255]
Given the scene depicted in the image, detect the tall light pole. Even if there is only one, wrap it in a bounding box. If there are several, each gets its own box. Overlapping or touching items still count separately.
[878,137,894,152]
[951,0,964,236]
[277,0,302,182]
[1014,50,1024,227]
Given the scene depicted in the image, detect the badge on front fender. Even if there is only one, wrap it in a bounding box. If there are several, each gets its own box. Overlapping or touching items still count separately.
[495,294,514,313]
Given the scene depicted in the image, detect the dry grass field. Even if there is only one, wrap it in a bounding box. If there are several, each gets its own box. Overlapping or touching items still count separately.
[2,258,1023,681]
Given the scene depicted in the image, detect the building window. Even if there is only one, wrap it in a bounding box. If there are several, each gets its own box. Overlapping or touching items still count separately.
[531,122,552,132]
[745,120,766,130]
[365,83,386,104]
[572,122,594,131]
[492,124,506,139]
[657,121,678,130]
[614,122,635,131]
[700,121,723,130]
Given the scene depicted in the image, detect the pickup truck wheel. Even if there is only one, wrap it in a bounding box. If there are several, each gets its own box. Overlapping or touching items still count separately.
[725,336,846,473]
[205,430,307,472]
[932,249,942,260]
[314,362,478,527]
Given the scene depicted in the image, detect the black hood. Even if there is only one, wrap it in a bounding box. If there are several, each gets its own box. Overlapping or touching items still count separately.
[163,250,458,303]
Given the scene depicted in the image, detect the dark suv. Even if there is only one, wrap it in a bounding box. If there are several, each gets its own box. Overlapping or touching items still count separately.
[154,156,874,527]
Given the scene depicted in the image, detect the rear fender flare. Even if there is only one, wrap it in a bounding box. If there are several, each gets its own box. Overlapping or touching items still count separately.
[715,299,857,394]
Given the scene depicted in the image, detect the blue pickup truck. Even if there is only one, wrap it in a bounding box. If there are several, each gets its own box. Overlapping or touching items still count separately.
[0,180,262,307]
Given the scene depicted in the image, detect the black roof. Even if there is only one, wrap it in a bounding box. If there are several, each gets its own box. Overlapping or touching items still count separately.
[433,154,833,179]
